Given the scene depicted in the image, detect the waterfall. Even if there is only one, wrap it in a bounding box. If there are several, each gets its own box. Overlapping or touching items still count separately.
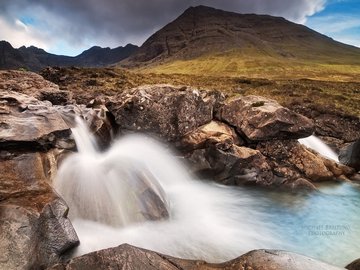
[54,117,171,227]
[53,117,278,262]
[298,135,339,162]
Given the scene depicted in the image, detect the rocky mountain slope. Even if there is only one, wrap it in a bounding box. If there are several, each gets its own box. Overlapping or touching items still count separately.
[120,5,360,79]
[0,40,138,71]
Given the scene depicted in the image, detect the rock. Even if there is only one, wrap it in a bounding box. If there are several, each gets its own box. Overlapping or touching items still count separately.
[179,120,240,150]
[218,95,314,141]
[0,152,79,270]
[188,143,275,186]
[257,140,355,182]
[39,89,72,105]
[340,139,360,171]
[48,244,344,270]
[292,104,360,145]
[229,249,344,270]
[314,114,360,143]
[56,103,113,149]
[106,85,215,141]
[0,70,61,99]
[346,258,360,270]
[290,178,317,191]
[0,90,73,151]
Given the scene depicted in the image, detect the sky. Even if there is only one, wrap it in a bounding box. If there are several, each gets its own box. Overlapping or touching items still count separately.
[0,0,359,56]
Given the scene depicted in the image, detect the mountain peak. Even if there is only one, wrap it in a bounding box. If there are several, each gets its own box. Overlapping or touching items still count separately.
[121,5,360,73]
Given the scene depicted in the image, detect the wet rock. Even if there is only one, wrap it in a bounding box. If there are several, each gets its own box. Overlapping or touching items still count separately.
[257,140,355,182]
[106,85,215,141]
[0,152,79,270]
[346,258,360,270]
[340,139,360,171]
[0,90,73,151]
[218,95,314,141]
[56,103,113,149]
[48,244,344,270]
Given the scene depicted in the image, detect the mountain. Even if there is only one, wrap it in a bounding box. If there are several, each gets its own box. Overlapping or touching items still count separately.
[120,5,360,80]
[0,41,138,71]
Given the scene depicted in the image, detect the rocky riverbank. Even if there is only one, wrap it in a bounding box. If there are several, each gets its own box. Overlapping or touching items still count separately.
[1,70,359,269]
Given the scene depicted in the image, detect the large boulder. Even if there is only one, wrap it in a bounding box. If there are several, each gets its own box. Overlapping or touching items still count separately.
[340,139,360,171]
[218,95,314,141]
[48,244,344,270]
[0,152,79,270]
[106,85,215,141]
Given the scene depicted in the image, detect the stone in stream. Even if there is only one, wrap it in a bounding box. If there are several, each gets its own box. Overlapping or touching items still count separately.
[340,139,360,171]
[346,258,360,270]
[48,244,345,270]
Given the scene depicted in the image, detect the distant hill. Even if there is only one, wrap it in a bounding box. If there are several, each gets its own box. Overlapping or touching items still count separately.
[120,5,360,80]
[0,41,138,71]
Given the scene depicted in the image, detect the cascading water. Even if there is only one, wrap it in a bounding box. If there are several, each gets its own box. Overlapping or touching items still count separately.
[54,119,360,267]
[299,135,339,162]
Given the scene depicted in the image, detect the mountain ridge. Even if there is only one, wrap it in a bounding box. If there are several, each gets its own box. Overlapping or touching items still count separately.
[0,40,138,71]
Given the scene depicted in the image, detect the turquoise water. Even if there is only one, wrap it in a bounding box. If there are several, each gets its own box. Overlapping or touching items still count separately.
[240,182,360,267]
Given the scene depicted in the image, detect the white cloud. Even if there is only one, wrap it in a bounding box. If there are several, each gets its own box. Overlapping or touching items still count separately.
[0,16,50,49]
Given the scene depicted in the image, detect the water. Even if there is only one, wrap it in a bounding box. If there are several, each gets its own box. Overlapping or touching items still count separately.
[54,119,360,267]
[299,135,339,162]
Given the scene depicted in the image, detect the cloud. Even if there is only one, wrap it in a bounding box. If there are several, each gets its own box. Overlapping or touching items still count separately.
[0,0,327,55]
[306,15,360,33]
[306,14,360,47]
[0,16,50,49]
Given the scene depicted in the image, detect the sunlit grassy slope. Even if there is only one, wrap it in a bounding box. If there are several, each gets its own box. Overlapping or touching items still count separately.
[137,48,360,82]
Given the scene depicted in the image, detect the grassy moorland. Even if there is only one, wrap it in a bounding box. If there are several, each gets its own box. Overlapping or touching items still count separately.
[135,49,360,82]
[42,67,360,118]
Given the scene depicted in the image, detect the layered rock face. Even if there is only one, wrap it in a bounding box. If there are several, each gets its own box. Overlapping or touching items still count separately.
[49,244,344,270]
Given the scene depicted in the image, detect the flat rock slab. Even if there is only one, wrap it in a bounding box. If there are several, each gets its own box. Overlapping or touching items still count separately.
[0,90,72,150]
